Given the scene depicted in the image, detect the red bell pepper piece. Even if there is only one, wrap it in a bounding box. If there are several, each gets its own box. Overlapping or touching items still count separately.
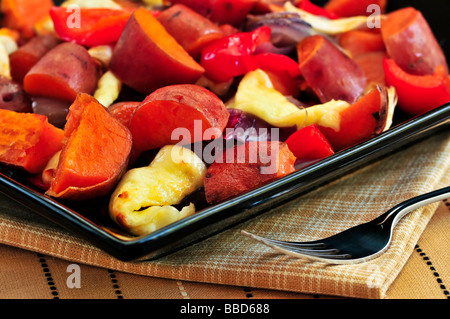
[253,53,301,78]
[383,58,450,116]
[50,6,132,47]
[200,26,271,82]
[297,0,340,19]
[285,125,335,163]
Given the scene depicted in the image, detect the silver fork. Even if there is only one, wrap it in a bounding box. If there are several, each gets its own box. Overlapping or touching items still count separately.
[241,186,450,264]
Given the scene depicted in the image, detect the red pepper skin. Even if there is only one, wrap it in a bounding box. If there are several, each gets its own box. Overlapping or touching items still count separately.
[50,7,132,47]
[200,27,271,82]
[297,0,340,19]
[253,53,301,79]
[285,125,335,163]
[383,58,450,116]
[200,27,300,83]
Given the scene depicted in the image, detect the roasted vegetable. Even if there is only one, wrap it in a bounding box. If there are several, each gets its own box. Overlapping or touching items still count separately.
[109,7,205,95]
[204,141,296,204]
[0,109,64,174]
[24,42,102,102]
[46,93,132,201]
[109,145,206,236]
[130,84,229,156]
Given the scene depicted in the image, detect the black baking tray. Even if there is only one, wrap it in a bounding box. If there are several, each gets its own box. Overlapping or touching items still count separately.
[0,1,449,261]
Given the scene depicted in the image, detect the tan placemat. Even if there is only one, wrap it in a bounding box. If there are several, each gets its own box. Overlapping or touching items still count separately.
[0,130,449,299]
[1,199,449,299]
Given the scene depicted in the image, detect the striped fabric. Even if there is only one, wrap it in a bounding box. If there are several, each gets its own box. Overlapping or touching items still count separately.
[0,130,448,299]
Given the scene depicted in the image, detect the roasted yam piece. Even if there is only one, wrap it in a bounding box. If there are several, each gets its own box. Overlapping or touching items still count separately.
[0,109,64,174]
[157,4,226,59]
[110,8,205,95]
[204,141,296,204]
[46,94,132,201]
[9,35,61,83]
[130,84,229,156]
[381,7,448,76]
[24,43,102,102]
[297,35,367,104]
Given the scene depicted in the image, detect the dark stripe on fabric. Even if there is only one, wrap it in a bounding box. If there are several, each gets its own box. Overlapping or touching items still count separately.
[37,253,59,299]
[108,269,124,299]
[415,245,449,298]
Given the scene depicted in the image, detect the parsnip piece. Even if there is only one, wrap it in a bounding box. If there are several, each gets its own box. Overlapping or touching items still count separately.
[0,33,17,79]
[60,0,122,9]
[141,0,164,8]
[88,45,113,69]
[384,86,398,132]
[230,69,306,129]
[42,151,61,187]
[0,35,17,54]
[230,69,354,132]
[109,145,206,236]
[0,44,11,79]
[94,71,122,107]
[284,2,374,35]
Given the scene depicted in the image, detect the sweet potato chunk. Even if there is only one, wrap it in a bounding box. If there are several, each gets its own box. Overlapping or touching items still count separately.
[9,35,61,84]
[130,84,229,156]
[108,101,141,129]
[297,35,366,104]
[157,4,226,59]
[1,0,53,38]
[381,7,448,75]
[46,94,132,201]
[204,141,296,204]
[24,43,102,102]
[0,109,64,174]
[109,7,205,95]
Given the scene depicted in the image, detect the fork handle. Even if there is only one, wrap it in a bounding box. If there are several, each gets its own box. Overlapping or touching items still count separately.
[373,186,450,228]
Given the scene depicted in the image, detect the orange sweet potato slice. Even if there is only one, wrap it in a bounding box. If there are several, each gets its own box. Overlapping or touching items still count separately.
[130,84,229,156]
[46,94,132,201]
[204,141,296,204]
[109,7,205,95]
[0,109,64,174]
[24,43,102,102]
[1,0,53,38]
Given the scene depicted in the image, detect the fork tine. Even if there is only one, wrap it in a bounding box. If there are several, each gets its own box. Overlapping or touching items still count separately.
[241,230,330,250]
[250,237,341,255]
[241,230,352,261]
[240,230,327,248]
[258,238,328,249]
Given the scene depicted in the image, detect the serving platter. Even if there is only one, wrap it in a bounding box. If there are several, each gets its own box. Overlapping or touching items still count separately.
[0,0,449,261]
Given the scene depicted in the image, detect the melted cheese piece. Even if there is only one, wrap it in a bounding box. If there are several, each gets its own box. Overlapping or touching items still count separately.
[109,145,206,236]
